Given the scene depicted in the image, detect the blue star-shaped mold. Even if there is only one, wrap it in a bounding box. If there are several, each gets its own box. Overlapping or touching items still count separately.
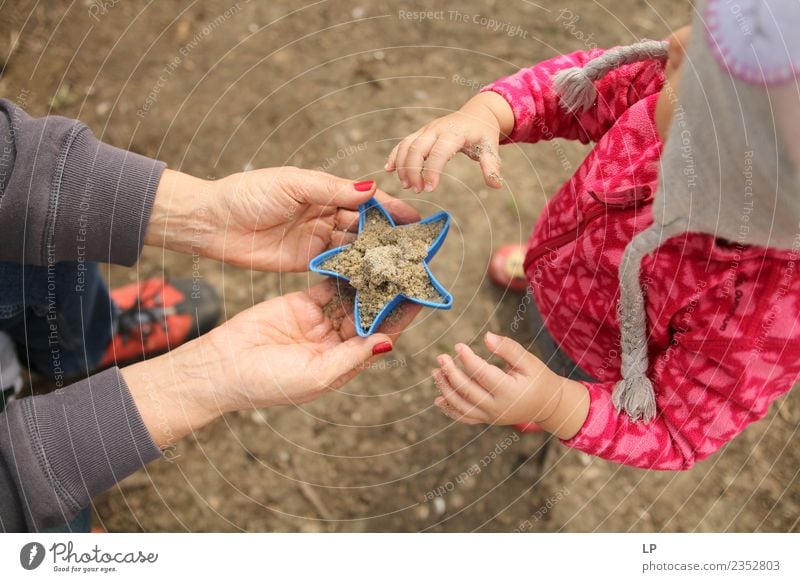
[309,197,453,337]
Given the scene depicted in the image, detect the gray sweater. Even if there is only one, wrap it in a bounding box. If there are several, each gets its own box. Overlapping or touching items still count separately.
[0,99,164,531]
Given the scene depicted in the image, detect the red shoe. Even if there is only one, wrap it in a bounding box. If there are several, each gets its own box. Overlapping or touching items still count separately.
[514,421,544,433]
[99,278,221,369]
[488,244,528,292]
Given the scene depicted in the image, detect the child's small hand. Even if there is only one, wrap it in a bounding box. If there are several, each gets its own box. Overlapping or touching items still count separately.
[432,332,564,426]
[385,92,514,193]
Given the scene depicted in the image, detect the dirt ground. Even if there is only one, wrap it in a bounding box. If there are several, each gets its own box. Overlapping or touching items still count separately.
[2,0,798,532]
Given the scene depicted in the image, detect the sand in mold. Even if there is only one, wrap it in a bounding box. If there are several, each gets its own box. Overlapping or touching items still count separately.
[322,208,444,328]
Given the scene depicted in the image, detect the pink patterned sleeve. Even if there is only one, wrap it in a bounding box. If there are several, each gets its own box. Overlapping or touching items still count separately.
[481,48,665,144]
[560,341,799,471]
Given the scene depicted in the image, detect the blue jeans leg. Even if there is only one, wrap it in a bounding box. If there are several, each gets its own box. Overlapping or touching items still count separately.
[42,507,92,533]
[0,260,114,382]
[0,261,112,532]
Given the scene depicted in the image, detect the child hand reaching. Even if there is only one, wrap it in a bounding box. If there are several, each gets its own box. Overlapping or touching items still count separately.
[384,92,515,193]
[432,332,589,440]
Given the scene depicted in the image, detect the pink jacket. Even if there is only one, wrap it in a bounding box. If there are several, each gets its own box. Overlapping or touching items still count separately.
[484,48,800,470]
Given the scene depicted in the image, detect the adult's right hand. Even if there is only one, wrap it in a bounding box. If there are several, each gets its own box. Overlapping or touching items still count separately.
[121,280,421,449]
[145,167,420,273]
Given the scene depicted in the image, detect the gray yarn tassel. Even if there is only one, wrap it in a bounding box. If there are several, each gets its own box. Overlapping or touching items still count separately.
[552,39,669,114]
[613,220,687,422]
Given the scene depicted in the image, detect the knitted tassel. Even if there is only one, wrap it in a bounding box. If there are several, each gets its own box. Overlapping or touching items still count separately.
[612,350,657,423]
[613,225,658,422]
[553,39,669,114]
[612,219,684,422]
[552,67,598,114]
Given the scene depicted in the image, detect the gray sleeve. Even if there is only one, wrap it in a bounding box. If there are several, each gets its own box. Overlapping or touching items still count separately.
[0,98,166,266]
[0,367,162,531]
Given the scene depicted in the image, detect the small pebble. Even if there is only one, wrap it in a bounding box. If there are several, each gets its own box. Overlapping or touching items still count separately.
[433,497,446,515]
[460,475,478,491]
[248,23,259,33]
[250,410,268,425]
[272,50,290,65]
[278,450,291,463]
[415,504,430,520]
[174,19,191,43]
[351,7,365,18]
[584,466,603,480]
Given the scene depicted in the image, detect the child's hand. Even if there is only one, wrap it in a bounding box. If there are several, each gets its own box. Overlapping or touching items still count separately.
[432,332,564,427]
[385,92,514,193]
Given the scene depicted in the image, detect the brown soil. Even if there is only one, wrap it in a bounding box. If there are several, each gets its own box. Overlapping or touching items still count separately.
[322,208,444,328]
[2,0,797,533]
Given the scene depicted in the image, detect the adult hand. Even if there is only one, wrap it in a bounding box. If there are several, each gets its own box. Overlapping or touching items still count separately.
[145,167,420,272]
[122,280,421,448]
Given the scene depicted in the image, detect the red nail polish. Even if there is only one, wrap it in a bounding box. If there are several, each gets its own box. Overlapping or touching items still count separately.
[372,341,393,355]
[354,180,375,192]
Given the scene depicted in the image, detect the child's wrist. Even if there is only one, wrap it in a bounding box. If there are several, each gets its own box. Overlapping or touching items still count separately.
[464,91,515,136]
[535,377,591,440]
[530,370,566,424]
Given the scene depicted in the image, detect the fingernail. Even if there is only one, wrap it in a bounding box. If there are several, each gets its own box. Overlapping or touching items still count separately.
[436,355,446,367]
[354,180,375,192]
[413,186,421,194]
[485,331,498,342]
[424,183,434,192]
[454,344,466,355]
[401,180,409,189]
[372,341,393,355]
[384,163,391,171]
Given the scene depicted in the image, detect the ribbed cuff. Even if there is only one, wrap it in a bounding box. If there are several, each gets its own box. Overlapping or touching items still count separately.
[559,380,609,453]
[53,127,166,266]
[1,367,162,530]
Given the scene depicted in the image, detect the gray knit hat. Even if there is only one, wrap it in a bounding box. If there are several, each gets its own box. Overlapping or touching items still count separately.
[553,0,800,422]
